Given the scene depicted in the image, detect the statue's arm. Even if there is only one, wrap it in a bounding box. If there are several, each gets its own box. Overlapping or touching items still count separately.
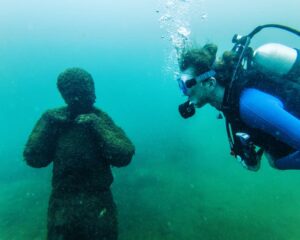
[23,111,59,168]
[92,111,135,167]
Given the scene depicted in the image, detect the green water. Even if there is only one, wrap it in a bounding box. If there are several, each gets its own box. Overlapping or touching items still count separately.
[1,0,300,239]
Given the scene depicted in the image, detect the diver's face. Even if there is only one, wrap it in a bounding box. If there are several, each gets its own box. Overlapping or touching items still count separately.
[189,83,209,108]
[179,67,211,108]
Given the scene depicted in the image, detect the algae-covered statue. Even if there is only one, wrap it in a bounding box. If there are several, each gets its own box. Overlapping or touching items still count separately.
[23,68,135,240]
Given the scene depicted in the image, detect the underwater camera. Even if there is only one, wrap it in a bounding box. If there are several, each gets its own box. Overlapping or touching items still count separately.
[178,100,195,119]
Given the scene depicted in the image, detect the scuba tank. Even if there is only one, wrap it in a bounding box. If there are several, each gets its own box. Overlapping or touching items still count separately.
[253,43,298,77]
[229,24,300,94]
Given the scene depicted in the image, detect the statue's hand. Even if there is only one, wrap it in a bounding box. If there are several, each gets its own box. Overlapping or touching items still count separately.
[45,109,69,125]
[75,113,100,127]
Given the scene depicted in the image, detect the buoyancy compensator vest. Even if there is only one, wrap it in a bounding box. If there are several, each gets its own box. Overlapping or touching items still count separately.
[222,24,300,169]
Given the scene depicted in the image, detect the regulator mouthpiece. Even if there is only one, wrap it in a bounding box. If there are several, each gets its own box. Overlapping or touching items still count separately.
[178,100,195,119]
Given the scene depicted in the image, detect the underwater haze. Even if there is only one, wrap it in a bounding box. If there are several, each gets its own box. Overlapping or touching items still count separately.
[1,0,300,239]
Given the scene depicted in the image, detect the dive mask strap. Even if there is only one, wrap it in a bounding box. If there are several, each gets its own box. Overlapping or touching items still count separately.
[185,70,216,88]
[195,70,216,83]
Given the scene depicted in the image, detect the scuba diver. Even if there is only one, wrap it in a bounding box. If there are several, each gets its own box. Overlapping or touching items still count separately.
[177,24,300,171]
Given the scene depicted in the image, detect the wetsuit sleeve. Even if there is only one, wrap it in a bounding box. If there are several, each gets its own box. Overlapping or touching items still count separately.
[239,88,300,169]
[239,88,300,150]
[93,112,135,167]
[23,112,57,168]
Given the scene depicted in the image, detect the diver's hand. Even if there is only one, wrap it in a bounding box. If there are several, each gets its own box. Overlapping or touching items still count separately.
[45,109,69,125]
[75,113,100,127]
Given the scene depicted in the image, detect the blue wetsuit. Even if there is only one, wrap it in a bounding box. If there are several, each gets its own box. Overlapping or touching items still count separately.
[239,88,300,170]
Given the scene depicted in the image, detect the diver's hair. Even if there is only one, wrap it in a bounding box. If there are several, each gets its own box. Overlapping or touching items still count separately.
[179,43,238,87]
[179,43,218,75]
[214,51,238,87]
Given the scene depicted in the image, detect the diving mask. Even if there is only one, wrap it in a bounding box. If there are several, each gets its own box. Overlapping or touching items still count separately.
[177,70,216,96]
